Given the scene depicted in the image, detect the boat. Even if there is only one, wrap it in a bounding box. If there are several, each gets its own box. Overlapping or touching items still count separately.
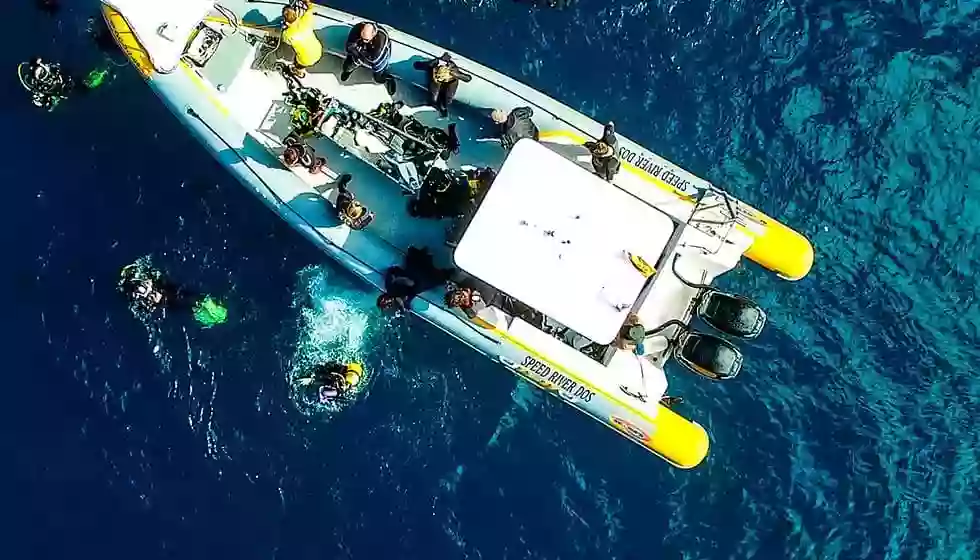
[100,0,814,468]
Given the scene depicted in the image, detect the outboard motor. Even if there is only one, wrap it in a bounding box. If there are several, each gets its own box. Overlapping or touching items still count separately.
[674,330,743,381]
[696,290,767,340]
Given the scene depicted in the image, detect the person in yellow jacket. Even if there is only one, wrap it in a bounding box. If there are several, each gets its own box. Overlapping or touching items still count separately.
[281,2,322,78]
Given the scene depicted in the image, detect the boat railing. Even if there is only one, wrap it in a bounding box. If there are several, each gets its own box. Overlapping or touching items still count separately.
[682,187,741,255]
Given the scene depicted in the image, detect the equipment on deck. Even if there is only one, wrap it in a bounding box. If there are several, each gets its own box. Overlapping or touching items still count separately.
[673,329,743,381]
[695,290,766,340]
[673,254,767,339]
[185,25,224,66]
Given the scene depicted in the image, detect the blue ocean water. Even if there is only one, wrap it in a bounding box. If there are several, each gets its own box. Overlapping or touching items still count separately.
[4,0,979,558]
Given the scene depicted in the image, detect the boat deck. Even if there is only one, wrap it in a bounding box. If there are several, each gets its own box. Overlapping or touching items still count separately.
[191,21,734,377]
[208,30,507,265]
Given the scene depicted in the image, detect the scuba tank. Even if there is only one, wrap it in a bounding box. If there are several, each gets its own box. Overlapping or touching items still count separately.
[193,296,228,328]
[83,67,110,89]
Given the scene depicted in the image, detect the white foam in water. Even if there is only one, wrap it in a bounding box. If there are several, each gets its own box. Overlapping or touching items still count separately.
[289,265,380,413]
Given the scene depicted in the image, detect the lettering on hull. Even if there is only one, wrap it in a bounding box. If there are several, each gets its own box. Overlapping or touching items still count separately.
[617,147,698,196]
[518,356,594,403]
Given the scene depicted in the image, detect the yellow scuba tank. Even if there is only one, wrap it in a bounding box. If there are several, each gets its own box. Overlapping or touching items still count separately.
[344,362,363,386]
[433,64,453,83]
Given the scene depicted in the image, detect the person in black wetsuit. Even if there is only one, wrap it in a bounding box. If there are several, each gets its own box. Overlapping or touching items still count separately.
[296,362,363,403]
[119,265,196,314]
[20,58,74,111]
[409,167,471,220]
[341,21,396,95]
[583,122,621,181]
[413,53,472,117]
[334,174,374,230]
[376,247,452,312]
[491,107,539,152]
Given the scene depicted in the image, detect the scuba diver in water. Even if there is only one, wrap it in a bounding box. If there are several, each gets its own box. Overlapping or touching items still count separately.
[119,265,183,313]
[18,57,112,111]
[296,362,363,403]
[19,58,73,111]
[119,264,229,327]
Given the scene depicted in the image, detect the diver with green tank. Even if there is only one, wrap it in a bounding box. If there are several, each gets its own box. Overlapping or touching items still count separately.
[119,262,229,328]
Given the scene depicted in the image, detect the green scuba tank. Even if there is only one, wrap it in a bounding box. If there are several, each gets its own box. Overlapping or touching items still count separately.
[193,296,228,327]
[83,67,109,89]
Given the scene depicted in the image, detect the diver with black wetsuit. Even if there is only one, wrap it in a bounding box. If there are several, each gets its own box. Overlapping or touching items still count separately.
[19,58,73,111]
[119,266,194,314]
[296,362,363,403]
[342,21,396,95]
[376,247,452,312]
[584,122,621,181]
[491,107,539,152]
[118,263,228,327]
[413,53,472,117]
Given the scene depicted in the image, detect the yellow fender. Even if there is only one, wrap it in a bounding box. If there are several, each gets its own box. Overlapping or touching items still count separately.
[647,405,710,469]
[741,211,814,281]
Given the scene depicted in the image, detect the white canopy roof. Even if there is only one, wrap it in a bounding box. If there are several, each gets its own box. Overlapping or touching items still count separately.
[454,139,676,345]
[103,0,215,73]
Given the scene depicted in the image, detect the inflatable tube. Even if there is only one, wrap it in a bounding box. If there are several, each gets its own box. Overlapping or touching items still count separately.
[741,212,814,281]
[646,405,710,469]
[102,5,154,77]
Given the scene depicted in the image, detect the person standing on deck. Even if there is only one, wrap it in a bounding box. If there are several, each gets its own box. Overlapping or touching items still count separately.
[342,22,397,95]
[413,53,472,117]
[583,122,621,181]
[491,107,539,152]
[281,2,322,79]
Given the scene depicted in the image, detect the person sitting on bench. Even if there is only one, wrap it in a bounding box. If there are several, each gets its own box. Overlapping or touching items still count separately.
[334,174,374,230]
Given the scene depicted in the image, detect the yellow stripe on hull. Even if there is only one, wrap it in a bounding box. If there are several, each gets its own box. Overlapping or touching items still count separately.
[539,129,814,280]
[101,5,154,77]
